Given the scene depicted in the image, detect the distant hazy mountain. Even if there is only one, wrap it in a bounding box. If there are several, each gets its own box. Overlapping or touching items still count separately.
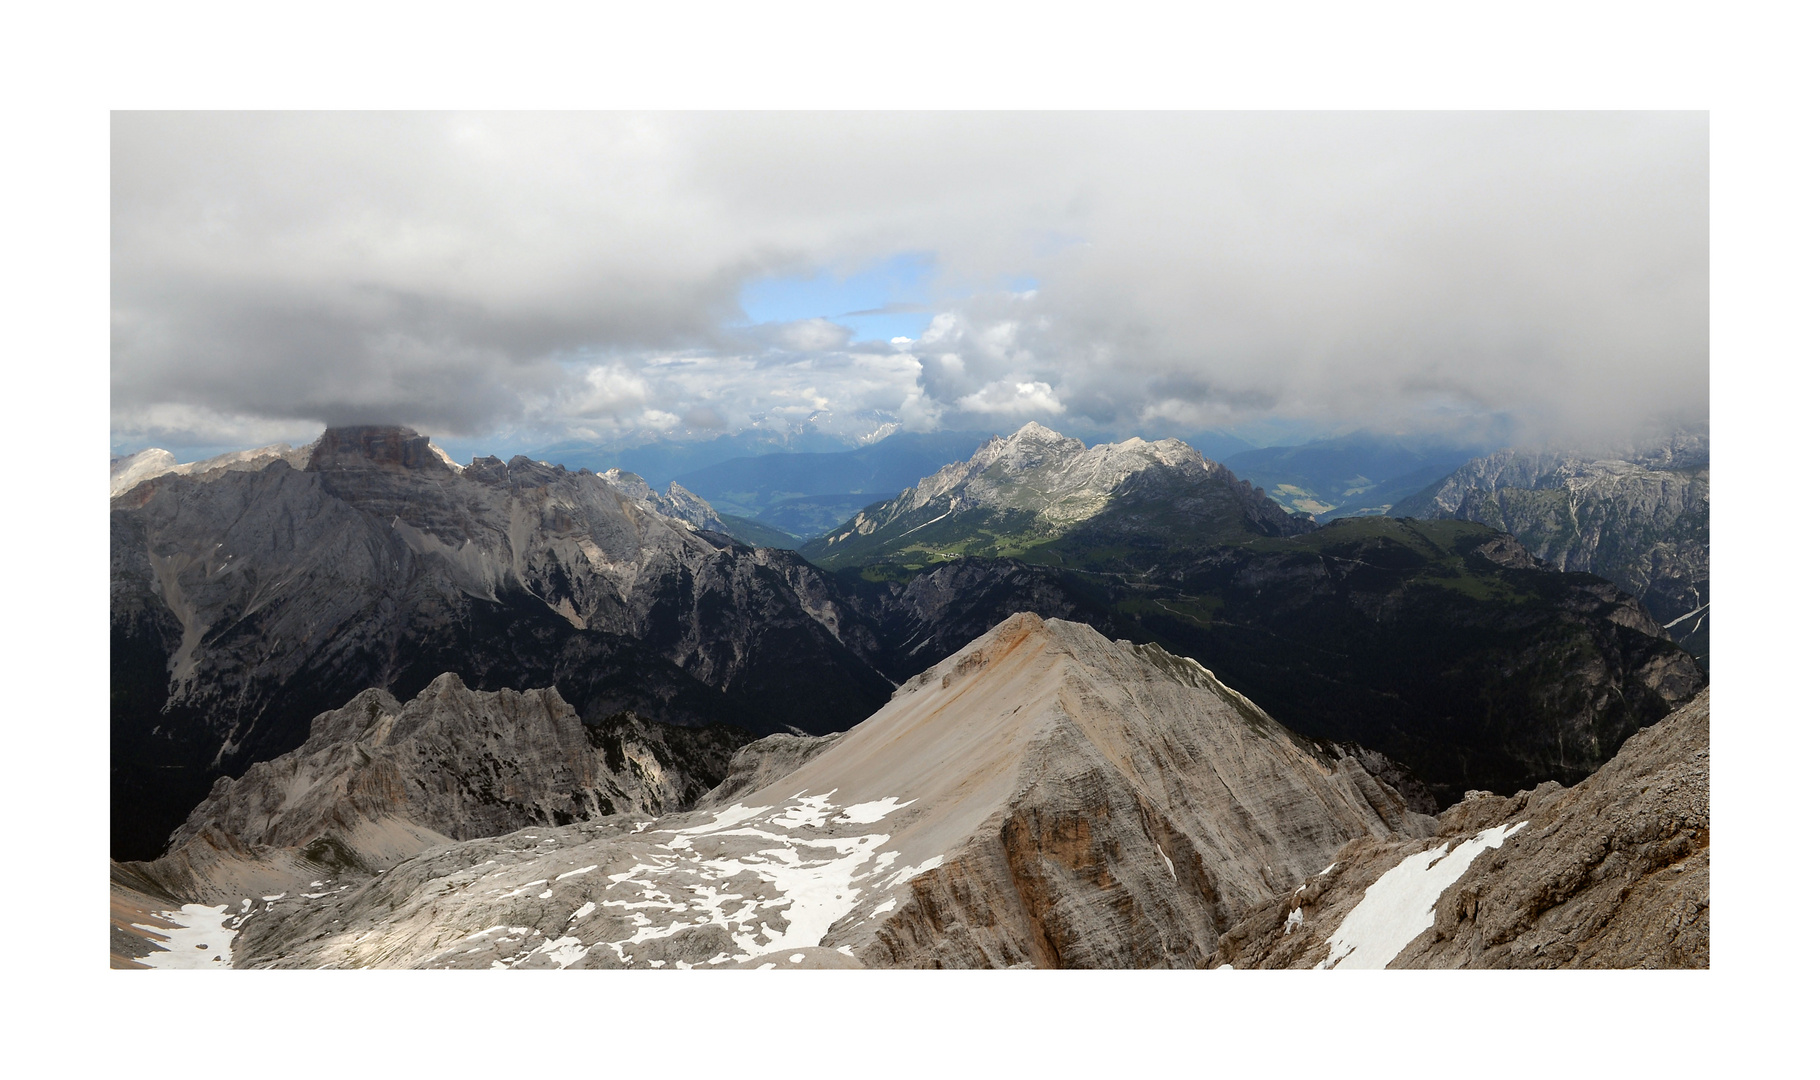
[1222,433,1488,522]
[533,427,869,488]
[806,422,1308,569]
[1391,431,1709,665]
[672,430,992,539]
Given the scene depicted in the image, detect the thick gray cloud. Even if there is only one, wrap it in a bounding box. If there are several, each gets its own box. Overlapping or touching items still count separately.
[112,112,1706,455]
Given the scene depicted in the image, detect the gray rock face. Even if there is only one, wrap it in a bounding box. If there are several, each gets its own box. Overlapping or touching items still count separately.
[116,674,750,904]
[111,425,892,860]
[1214,688,1709,969]
[595,468,730,533]
[211,614,1433,969]
[1392,431,1710,664]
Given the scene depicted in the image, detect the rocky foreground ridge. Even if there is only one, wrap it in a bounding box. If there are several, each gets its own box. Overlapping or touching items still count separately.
[1214,687,1709,969]
[118,614,1438,969]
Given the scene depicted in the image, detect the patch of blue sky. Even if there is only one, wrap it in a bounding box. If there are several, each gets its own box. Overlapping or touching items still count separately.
[739,252,937,343]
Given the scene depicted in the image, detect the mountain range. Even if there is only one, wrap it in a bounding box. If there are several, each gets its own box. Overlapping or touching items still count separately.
[110,425,891,861]
[798,423,1703,807]
[111,420,1709,969]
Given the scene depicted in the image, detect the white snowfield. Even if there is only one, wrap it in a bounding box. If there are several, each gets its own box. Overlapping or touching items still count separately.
[1316,821,1528,970]
[131,903,242,968]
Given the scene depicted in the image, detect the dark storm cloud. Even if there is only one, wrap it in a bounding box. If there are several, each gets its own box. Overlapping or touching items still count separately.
[112,112,1706,453]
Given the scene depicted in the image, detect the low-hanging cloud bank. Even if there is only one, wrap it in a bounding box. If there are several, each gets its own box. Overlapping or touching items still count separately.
[112,112,1707,455]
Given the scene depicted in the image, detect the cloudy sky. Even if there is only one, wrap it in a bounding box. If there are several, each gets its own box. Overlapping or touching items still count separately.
[111,112,1707,460]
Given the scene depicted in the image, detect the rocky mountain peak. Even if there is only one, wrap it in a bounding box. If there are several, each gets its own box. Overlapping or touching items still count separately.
[109,443,313,499]
[997,421,1087,458]
[305,425,459,474]
[814,422,1305,566]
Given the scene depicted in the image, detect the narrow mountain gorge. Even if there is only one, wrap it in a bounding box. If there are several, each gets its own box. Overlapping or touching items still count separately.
[1392,430,1710,665]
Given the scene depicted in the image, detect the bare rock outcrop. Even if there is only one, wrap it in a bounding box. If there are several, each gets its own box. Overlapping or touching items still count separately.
[699,732,845,807]
[1214,687,1709,969]
[115,674,750,906]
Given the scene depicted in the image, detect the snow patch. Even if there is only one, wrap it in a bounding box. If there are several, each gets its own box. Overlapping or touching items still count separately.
[882,855,944,890]
[770,790,838,830]
[837,796,916,825]
[1317,821,1528,970]
[131,904,237,969]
